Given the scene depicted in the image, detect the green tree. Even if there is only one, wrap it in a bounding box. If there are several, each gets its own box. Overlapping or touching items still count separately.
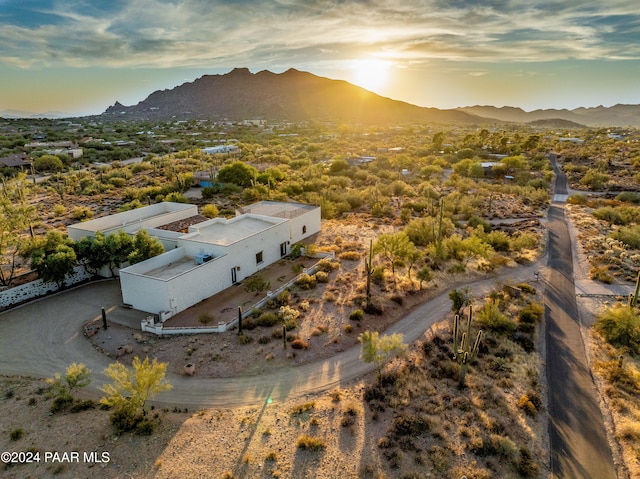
[595,304,640,355]
[104,230,134,275]
[48,363,92,402]
[74,231,110,276]
[217,161,257,188]
[21,230,77,288]
[128,229,164,265]
[33,154,64,172]
[100,356,172,434]
[0,194,28,286]
[358,331,408,381]
[373,232,415,275]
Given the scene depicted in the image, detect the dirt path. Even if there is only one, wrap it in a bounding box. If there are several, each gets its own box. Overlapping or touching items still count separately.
[0,265,541,409]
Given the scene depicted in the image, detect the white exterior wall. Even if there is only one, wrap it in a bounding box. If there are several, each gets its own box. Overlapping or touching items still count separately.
[223,220,290,282]
[120,269,171,313]
[162,255,231,316]
[289,207,321,244]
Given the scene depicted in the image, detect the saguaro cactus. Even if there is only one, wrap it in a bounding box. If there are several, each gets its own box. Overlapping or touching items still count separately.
[365,239,373,307]
[629,271,640,309]
[453,305,483,388]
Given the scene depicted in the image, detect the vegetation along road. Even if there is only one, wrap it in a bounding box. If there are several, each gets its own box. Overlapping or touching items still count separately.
[545,155,616,478]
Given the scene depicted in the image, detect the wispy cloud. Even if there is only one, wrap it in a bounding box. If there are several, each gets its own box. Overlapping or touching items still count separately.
[1,0,639,71]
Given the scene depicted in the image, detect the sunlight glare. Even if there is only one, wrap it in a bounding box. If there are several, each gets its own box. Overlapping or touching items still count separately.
[349,59,391,93]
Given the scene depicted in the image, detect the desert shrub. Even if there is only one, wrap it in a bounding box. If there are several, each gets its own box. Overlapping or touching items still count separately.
[257,335,271,344]
[343,324,353,333]
[53,204,66,215]
[265,451,278,462]
[390,414,430,437]
[517,394,538,417]
[611,225,640,249]
[199,313,215,325]
[476,302,515,334]
[595,304,640,354]
[617,191,640,204]
[489,434,518,459]
[291,338,309,349]
[9,428,24,441]
[516,283,536,294]
[295,273,317,290]
[511,232,538,250]
[297,435,326,451]
[69,399,95,413]
[364,301,384,315]
[314,271,329,283]
[590,265,614,284]
[567,193,588,205]
[349,309,365,321]
[467,215,492,232]
[316,258,339,272]
[276,289,291,306]
[238,333,253,344]
[256,312,279,327]
[518,302,544,323]
[50,395,74,413]
[244,275,270,293]
[338,251,361,261]
[241,317,257,330]
[201,204,219,218]
[593,206,624,225]
[135,419,156,435]
[291,401,315,415]
[516,447,540,478]
[484,231,510,251]
[71,206,93,220]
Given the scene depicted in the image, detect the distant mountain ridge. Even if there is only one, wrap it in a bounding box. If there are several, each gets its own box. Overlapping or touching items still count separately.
[103,68,481,124]
[101,68,639,126]
[458,105,640,127]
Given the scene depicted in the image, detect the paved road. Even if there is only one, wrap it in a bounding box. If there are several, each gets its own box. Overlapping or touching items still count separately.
[0,269,538,409]
[545,155,617,478]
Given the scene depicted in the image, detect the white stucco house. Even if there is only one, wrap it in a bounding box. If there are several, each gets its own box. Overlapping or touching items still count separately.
[68,201,321,318]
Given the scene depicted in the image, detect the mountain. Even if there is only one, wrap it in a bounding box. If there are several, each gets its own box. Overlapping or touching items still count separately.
[1,109,76,119]
[103,68,482,124]
[458,105,640,127]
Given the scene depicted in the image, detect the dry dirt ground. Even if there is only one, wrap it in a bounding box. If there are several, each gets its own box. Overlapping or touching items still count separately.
[0,211,592,479]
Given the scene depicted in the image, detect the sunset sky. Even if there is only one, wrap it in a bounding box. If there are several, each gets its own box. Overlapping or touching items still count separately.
[1,0,639,116]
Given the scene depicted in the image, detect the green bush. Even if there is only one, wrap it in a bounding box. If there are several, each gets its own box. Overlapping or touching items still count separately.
[256,312,280,328]
[9,428,24,441]
[291,339,309,349]
[611,225,640,249]
[595,304,640,354]
[476,302,515,334]
[295,273,317,290]
[316,258,339,272]
[244,275,270,293]
[349,309,365,321]
[518,302,544,323]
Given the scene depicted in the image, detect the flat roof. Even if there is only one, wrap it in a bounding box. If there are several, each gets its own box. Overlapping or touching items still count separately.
[188,216,285,246]
[239,201,318,219]
[139,255,198,280]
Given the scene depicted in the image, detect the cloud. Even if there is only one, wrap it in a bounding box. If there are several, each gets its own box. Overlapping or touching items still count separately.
[1,0,639,71]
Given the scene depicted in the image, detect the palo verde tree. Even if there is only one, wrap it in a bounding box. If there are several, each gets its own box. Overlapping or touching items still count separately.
[217,161,258,188]
[358,330,408,382]
[373,231,416,276]
[47,363,92,413]
[100,356,172,434]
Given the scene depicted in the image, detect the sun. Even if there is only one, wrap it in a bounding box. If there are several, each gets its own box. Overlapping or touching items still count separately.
[349,59,391,93]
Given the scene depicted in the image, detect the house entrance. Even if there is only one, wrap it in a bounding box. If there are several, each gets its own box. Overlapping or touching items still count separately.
[231,267,237,284]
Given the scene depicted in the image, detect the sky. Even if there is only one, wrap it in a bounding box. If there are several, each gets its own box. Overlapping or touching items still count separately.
[1,0,639,116]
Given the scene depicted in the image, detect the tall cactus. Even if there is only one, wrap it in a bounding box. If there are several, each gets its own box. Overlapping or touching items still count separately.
[453,305,483,388]
[365,239,373,308]
[629,271,640,309]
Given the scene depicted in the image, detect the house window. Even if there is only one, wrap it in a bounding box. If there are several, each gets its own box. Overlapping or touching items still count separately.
[302,225,307,234]
[256,251,263,264]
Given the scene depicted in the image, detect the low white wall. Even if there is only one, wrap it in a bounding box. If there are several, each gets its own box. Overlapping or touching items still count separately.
[0,266,92,309]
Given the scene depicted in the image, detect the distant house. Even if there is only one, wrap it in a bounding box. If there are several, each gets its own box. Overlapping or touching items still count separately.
[202,145,239,155]
[0,153,32,170]
[68,200,321,319]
